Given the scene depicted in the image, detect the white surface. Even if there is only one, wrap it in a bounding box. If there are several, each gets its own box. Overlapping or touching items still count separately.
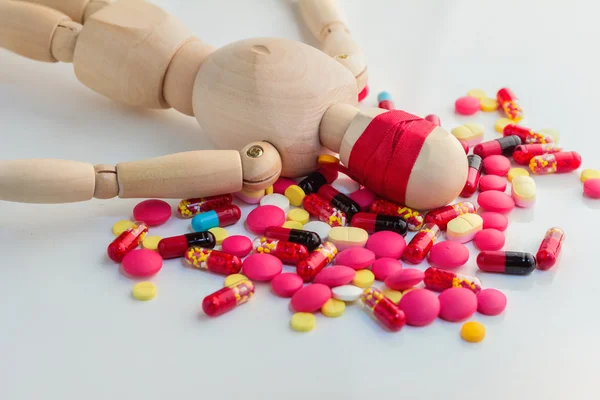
[1,1,599,399]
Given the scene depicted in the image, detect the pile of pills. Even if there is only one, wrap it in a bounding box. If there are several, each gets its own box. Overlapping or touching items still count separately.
[104,86,594,343]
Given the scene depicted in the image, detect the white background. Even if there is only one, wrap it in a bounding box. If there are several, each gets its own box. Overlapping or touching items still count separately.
[1,1,599,399]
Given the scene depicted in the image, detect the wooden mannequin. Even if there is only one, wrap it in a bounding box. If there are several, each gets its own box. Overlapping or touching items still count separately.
[0,0,467,210]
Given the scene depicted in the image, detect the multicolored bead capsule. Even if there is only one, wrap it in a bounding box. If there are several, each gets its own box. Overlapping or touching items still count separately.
[361,287,406,332]
[503,124,553,144]
[302,193,347,227]
[107,222,148,262]
[423,267,482,294]
[185,247,242,275]
[177,194,233,218]
[202,279,255,317]
[369,199,424,231]
[536,227,564,270]
[529,151,582,175]
[296,242,338,282]
[402,223,440,264]
[253,237,309,265]
[424,202,476,230]
[497,88,523,122]
[512,143,563,165]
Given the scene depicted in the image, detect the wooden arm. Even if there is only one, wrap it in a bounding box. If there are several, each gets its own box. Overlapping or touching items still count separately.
[0,142,281,204]
[16,0,115,23]
[298,0,367,91]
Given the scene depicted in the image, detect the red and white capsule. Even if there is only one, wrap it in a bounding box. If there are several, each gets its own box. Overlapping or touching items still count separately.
[107,222,148,262]
[253,237,309,265]
[529,151,582,175]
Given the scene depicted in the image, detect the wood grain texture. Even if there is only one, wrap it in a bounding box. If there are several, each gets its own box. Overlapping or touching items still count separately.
[193,37,357,178]
[93,164,118,199]
[319,103,359,153]
[0,159,95,203]
[116,151,243,199]
[74,0,195,108]
[298,0,347,42]
[163,39,214,116]
[18,0,90,23]
[0,1,70,62]
[50,20,82,62]
[82,0,114,22]
[240,141,282,191]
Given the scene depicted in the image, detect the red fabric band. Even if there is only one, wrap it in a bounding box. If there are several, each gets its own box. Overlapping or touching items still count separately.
[348,110,436,204]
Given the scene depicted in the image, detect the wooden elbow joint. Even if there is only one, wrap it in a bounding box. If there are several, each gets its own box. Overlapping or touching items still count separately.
[93,164,118,199]
[240,142,282,192]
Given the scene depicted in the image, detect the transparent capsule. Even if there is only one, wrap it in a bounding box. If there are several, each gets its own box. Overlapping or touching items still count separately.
[184,247,242,275]
[253,237,309,265]
[529,152,582,175]
[202,279,255,317]
[402,223,440,264]
[369,199,424,231]
[107,222,148,262]
[361,287,406,332]
[302,193,347,227]
[503,124,552,144]
[424,202,476,230]
[512,144,563,165]
[317,184,361,221]
[536,227,565,271]
[296,242,338,282]
[177,194,233,218]
[423,267,482,294]
[497,88,523,122]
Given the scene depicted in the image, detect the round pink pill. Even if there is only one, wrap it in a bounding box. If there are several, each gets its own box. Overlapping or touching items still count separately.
[455,96,481,115]
[398,289,440,327]
[314,265,356,287]
[483,155,511,176]
[428,241,469,269]
[336,247,376,270]
[122,249,163,277]
[474,229,505,251]
[246,205,286,234]
[480,212,509,231]
[133,199,171,226]
[479,175,507,192]
[271,273,304,297]
[242,253,282,282]
[477,288,507,316]
[478,191,515,214]
[273,177,297,194]
[438,287,477,322]
[349,188,377,211]
[291,283,332,312]
[584,179,600,199]
[385,268,424,291]
[366,231,406,259]
[221,235,252,258]
[371,258,403,281]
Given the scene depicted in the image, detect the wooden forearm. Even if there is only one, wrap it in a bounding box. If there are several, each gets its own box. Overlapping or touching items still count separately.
[17,0,114,23]
[298,0,367,91]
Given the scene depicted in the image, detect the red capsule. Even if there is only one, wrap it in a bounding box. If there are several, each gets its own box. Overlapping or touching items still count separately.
[473,136,522,159]
[536,227,564,270]
[512,144,563,165]
[107,222,148,262]
[350,212,408,236]
[424,202,476,230]
[378,92,395,110]
[402,223,440,264]
[460,155,483,198]
[202,279,255,317]
[303,193,347,227]
[497,88,523,122]
[298,167,338,194]
[423,267,482,294]
[529,151,582,175]
[503,124,552,144]
[317,184,361,221]
[157,231,216,259]
[296,242,338,282]
[253,237,309,265]
[184,247,242,275]
[263,226,321,252]
[361,287,406,331]
[477,251,536,275]
[369,199,424,231]
[176,194,233,218]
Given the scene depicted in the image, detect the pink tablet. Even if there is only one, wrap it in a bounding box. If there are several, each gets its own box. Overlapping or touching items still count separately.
[221,235,252,258]
[133,199,172,226]
[398,289,440,326]
[336,247,376,270]
[438,287,477,322]
[242,253,282,281]
[478,191,515,213]
[273,177,297,194]
[482,155,511,176]
[384,269,424,291]
[584,179,600,199]
[371,258,403,281]
[291,284,332,312]
[428,241,469,269]
[122,249,163,277]
[349,188,377,211]
[366,231,406,259]
[477,288,507,316]
[271,273,304,297]
[455,96,480,115]
[479,175,507,192]
[474,229,505,251]
[480,212,509,231]
[246,205,286,234]
[314,265,356,287]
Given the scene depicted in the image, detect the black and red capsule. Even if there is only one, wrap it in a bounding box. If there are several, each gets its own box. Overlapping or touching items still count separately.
[298,167,338,194]
[263,226,321,251]
[473,135,522,159]
[350,212,408,236]
[158,231,216,259]
[477,251,536,275]
[459,155,483,198]
[317,184,361,221]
